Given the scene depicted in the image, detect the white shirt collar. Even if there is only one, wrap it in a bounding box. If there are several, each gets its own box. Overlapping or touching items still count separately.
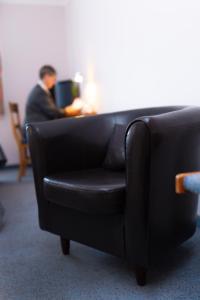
[38,80,49,94]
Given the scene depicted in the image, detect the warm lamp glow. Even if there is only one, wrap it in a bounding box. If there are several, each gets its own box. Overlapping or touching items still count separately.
[83,81,99,113]
[72,98,84,110]
[74,63,101,114]
[74,72,83,84]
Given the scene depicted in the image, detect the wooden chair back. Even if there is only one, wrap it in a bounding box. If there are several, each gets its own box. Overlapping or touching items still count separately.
[9,102,30,181]
[9,102,24,146]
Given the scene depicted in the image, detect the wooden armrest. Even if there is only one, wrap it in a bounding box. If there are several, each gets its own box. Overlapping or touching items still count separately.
[175,171,200,194]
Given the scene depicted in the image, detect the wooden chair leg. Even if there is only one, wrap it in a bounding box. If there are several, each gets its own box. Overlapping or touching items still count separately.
[18,161,24,181]
[18,145,28,181]
[22,161,27,177]
[135,266,147,286]
[60,237,70,255]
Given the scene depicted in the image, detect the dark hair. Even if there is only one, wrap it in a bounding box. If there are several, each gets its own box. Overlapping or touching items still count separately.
[39,65,56,79]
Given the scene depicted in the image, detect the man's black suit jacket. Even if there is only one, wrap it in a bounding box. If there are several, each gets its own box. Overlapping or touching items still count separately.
[24,84,65,124]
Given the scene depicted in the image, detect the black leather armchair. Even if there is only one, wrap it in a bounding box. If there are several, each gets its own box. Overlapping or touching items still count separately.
[27,106,200,286]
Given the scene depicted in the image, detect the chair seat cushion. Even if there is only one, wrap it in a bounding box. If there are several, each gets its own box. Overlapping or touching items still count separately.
[43,168,125,215]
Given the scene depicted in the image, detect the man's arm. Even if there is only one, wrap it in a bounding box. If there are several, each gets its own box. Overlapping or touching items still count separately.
[37,94,66,119]
[37,93,83,119]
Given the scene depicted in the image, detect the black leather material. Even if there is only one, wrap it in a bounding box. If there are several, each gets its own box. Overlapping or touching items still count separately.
[103,124,126,170]
[27,105,200,274]
[44,169,125,215]
[0,145,7,168]
[125,121,150,268]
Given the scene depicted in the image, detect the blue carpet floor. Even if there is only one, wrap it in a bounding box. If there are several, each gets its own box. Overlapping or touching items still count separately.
[0,171,200,299]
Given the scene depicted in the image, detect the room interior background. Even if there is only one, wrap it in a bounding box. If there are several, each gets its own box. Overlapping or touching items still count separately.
[1,0,200,166]
[0,1,67,165]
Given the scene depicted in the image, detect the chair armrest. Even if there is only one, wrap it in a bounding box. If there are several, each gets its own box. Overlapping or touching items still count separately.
[125,121,150,268]
[176,172,200,194]
[124,106,200,267]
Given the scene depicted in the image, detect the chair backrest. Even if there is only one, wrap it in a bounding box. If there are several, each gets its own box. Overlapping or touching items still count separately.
[9,102,24,146]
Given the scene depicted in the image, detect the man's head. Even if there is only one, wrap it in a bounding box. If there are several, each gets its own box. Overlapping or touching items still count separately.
[39,65,57,89]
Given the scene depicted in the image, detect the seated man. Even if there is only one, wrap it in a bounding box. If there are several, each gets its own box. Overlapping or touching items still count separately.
[24,65,82,125]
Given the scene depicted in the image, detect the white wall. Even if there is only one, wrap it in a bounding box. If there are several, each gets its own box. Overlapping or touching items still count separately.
[0,3,67,164]
[65,0,200,112]
[65,0,200,214]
